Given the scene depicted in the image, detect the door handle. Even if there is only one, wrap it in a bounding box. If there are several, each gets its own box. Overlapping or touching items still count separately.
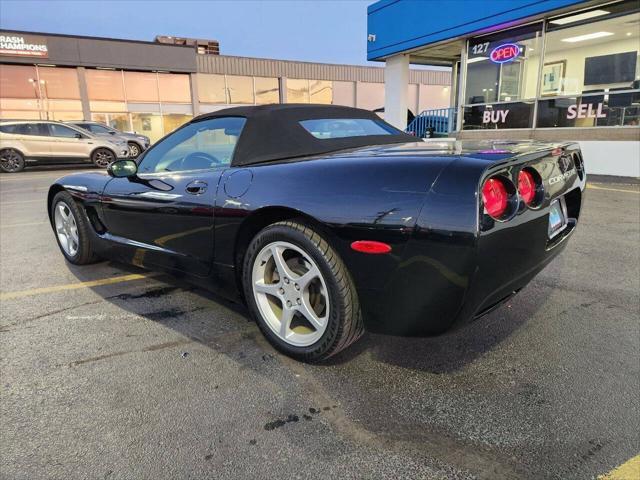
[185,180,208,195]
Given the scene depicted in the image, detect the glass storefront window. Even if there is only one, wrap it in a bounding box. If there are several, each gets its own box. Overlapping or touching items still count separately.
[92,113,132,132]
[109,113,131,131]
[162,113,193,135]
[536,5,640,128]
[537,91,640,127]
[158,73,191,103]
[463,101,535,129]
[197,74,227,104]
[226,75,254,104]
[0,65,38,98]
[255,77,279,104]
[465,23,543,107]
[310,80,332,104]
[86,69,125,101]
[37,67,80,99]
[131,113,163,142]
[124,72,160,102]
[91,113,108,124]
[459,2,640,130]
[543,7,639,97]
[286,79,309,103]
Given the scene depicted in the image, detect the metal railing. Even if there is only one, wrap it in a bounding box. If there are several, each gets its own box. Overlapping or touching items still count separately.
[406,107,456,138]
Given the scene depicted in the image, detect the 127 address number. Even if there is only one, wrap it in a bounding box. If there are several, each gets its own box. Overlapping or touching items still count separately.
[471,42,490,55]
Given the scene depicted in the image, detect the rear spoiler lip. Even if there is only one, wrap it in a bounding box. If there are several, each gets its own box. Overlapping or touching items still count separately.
[479,141,580,171]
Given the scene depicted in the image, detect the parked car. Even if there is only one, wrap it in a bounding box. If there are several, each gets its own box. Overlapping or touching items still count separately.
[67,121,150,158]
[0,120,129,173]
[47,105,586,362]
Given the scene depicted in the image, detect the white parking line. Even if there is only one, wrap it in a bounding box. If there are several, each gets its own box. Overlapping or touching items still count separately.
[0,171,92,182]
[0,187,49,194]
[0,221,48,229]
[587,184,640,194]
[0,199,45,205]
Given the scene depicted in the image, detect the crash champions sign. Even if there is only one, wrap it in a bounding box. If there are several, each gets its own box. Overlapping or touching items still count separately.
[0,34,48,58]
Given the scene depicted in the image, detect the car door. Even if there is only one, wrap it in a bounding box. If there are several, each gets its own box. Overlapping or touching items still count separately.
[46,123,94,160]
[14,123,51,158]
[100,116,247,276]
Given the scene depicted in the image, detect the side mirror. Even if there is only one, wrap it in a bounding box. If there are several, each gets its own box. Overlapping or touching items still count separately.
[108,159,138,178]
[109,131,116,135]
[74,133,83,139]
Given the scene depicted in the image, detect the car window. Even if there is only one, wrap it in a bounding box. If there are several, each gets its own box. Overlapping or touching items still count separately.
[299,118,400,139]
[88,124,113,134]
[0,124,18,134]
[138,117,246,174]
[49,124,82,138]
[10,123,49,136]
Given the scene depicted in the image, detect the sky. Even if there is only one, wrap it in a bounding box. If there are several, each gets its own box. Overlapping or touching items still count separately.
[0,0,379,66]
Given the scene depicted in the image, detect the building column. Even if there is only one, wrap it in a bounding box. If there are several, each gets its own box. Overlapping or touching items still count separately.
[384,54,409,129]
[76,67,91,121]
[279,77,287,103]
[190,73,200,117]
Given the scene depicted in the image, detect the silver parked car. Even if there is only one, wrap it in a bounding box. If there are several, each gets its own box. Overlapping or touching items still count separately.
[67,121,150,158]
[0,120,129,173]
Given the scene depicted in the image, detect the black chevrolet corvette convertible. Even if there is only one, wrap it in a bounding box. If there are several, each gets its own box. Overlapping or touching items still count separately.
[48,104,585,361]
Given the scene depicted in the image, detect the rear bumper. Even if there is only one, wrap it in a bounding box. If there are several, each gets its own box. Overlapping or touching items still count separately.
[359,177,583,336]
[461,217,576,324]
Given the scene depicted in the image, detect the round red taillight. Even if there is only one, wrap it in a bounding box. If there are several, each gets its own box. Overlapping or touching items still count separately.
[518,169,536,205]
[481,177,508,219]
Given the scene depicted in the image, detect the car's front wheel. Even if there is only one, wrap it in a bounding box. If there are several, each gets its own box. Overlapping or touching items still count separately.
[91,148,115,168]
[0,149,25,173]
[127,142,141,158]
[243,220,364,362]
[51,191,99,265]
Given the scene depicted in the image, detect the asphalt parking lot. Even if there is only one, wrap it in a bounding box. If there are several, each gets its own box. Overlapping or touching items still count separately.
[1,166,638,480]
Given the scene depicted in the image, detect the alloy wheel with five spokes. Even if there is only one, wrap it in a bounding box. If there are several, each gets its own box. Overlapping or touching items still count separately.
[252,241,329,347]
[54,201,80,257]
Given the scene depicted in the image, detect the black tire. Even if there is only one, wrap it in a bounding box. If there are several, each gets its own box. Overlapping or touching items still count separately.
[0,148,25,173]
[91,148,115,168]
[242,220,364,362]
[51,191,100,265]
[127,142,141,158]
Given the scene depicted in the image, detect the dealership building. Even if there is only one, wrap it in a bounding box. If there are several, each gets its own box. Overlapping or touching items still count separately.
[0,30,450,144]
[368,0,640,177]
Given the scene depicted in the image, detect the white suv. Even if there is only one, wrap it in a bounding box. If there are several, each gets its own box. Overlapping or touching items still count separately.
[0,120,129,173]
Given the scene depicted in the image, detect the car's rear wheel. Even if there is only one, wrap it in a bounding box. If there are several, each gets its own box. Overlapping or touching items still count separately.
[127,142,141,158]
[91,148,115,168]
[51,191,99,265]
[0,149,25,173]
[243,220,364,362]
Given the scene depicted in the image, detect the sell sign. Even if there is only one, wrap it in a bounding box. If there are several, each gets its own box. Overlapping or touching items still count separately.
[567,103,607,120]
[0,34,48,58]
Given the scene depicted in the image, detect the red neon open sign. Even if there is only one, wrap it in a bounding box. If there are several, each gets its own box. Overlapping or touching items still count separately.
[490,43,521,63]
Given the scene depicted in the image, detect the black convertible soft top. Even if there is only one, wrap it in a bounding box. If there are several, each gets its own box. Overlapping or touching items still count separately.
[192,104,416,167]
